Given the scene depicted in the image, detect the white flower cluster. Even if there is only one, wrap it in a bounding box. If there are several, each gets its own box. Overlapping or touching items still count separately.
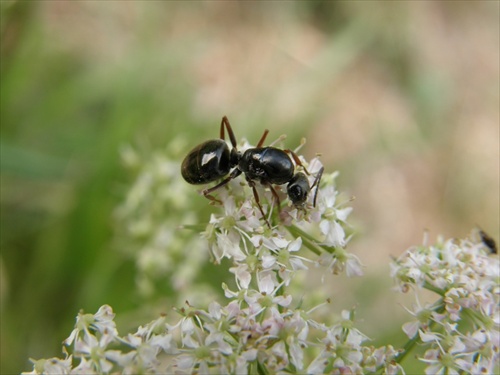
[391,234,500,374]
[201,148,362,286]
[24,302,403,374]
[115,145,210,299]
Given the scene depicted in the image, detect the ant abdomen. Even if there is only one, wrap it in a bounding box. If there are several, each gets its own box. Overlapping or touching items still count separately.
[181,139,232,185]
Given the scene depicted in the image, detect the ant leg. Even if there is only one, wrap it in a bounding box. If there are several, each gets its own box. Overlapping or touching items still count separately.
[311,166,324,207]
[248,180,271,228]
[220,116,238,148]
[203,193,223,205]
[268,184,282,214]
[285,149,310,175]
[202,168,242,203]
[256,129,270,148]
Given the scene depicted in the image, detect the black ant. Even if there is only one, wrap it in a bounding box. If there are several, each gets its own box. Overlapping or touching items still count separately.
[181,116,323,227]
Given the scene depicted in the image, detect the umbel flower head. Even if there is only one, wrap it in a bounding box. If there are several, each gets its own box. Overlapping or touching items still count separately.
[115,131,361,301]
[198,134,362,286]
[392,233,500,374]
[23,300,403,375]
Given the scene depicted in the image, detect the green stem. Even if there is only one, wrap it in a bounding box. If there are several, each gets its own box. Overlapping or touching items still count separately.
[286,224,333,255]
[423,281,446,296]
[461,306,490,329]
[256,360,270,375]
[391,330,421,366]
[179,224,206,231]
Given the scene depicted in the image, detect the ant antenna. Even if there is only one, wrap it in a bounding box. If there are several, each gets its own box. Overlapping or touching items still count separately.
[256,129,270,148]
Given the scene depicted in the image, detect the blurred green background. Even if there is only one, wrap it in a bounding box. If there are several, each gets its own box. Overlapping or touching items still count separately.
[1,1,498,373]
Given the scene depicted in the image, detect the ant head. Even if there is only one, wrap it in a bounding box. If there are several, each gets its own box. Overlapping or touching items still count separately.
[287,172,310,208]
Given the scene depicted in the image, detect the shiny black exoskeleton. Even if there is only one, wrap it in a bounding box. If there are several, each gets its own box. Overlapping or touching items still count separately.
[181,139,238,185]
[181,116,240,185]
[181,116,323,226]
[286,172,311,207]
[239,147,294,185]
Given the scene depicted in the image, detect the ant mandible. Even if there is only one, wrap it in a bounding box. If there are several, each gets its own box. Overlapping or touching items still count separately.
[181,116,324,227]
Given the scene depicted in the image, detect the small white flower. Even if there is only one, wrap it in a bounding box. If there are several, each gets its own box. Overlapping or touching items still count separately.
[230,263,252,289]
[401,300,435,338]
[73,334,114,373]
[235,349,258,373]
[70,356,97,374]
[288,337,305,371]
[23,356,73,375]
[316,248,363,277]
[216,230,247,262]
[244,272,292,309]
[319,218,346,247]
